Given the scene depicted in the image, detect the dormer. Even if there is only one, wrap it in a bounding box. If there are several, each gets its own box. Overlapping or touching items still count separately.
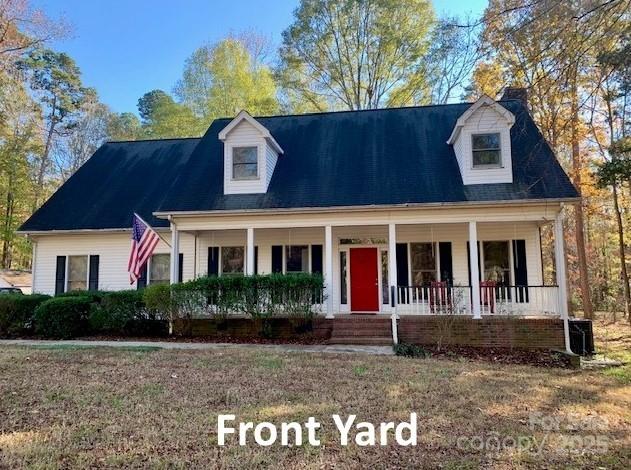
[219,110,283,195]
[447,95,515,185]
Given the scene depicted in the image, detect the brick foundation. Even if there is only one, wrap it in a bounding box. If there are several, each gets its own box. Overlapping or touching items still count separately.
[174,317,333,339]
[398,316,565,349]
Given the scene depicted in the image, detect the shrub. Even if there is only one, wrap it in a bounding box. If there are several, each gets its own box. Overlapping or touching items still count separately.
[0,294,51,337]
[143,284,171,319]
[393,342,431,358]
[89,290,144,334]
[34,297,93,339]
[56,290,108,304]
[169,273,324,337]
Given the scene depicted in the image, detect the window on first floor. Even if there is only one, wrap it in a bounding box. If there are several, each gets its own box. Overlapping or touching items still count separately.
[285,245,309,273]
[149,253,170,285]
[221,246,245,275]
[67,255,88,291]
[483,241,511,285]
[410,243,436,286]
[340,251,347,305]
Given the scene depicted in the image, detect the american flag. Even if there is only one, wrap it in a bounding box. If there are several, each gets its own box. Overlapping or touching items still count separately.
[128,213,160,284]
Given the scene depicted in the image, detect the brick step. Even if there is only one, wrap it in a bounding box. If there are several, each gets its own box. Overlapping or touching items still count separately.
[332,319,392,324]
[331,323,391,330]
[331,332,392,339]
[328,337,393,345]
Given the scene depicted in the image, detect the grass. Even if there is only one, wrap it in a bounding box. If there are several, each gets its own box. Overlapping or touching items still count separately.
[593,316,631,385]
[0,321,629,468]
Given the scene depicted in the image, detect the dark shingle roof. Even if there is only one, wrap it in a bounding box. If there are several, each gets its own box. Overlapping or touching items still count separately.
[20,138,200,231]
[20,100,578,232]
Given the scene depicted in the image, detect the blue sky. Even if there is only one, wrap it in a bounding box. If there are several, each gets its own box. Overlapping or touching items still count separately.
[34,0,487,114]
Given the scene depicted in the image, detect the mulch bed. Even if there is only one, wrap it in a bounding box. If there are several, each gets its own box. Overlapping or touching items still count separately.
[418,344,573,368]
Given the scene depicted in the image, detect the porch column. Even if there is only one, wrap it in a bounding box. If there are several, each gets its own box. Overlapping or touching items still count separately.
[246,228,255,275]
[169,222,179,285]
[388,223,398,344]
[469,221,481,319]
[324,225,334,319]
[388,223,398,307]
[554,211,572,352]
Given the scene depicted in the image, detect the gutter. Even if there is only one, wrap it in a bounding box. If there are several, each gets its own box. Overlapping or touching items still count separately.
[16,197,580,235]
[153,197,581,219]
[17,227,171,236]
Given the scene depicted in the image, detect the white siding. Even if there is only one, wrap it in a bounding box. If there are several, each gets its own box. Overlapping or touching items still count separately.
[265,144,278,188]
[32,232,195,295]
[223,120,279,195]
[452,106,513,185]
[31,221,543,313]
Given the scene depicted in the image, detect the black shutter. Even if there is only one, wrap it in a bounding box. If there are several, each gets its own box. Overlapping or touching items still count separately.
[254,246,259,275]
[466,241,481,285]
[396,243,409,304]
[178,253,183,283]
[88,255,99,291]
[311,245,323,274]
[208,247,219,276]
[271,245,283,273]
[396,243,408,286]
[136,264,147,290]
[512,240,529,302]
[439,242,453,286]
[55,256,66,295]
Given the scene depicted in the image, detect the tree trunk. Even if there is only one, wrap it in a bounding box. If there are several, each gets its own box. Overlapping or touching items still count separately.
[570,85,594,319]
[35,97,58,210]
[1,191,14,269]
[612,184,631,322]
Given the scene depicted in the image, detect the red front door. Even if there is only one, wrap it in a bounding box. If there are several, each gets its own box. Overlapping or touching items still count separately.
[350,247,379,312]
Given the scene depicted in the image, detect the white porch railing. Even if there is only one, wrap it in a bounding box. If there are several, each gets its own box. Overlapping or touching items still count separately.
[395,285,561,317]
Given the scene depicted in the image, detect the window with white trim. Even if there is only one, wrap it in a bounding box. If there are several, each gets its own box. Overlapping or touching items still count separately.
[410,243,437,286]
[285,245,309,273]
[149,253,170,285]
[221,246,244,275]
[232,146,258,180]
[472,133,501,167]
[482,241,510,285]
[67,255,88,291]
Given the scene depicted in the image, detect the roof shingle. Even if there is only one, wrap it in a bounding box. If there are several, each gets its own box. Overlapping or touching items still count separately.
[20,100,578,232]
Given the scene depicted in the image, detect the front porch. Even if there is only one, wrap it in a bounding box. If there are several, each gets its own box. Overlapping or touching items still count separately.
[161,204,571,350]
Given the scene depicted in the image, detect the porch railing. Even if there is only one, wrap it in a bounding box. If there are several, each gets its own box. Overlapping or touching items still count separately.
[395,285,560,317]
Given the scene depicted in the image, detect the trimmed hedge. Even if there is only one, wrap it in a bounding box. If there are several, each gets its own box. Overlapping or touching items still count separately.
[0,294,51,336]
[56,290,109,304]
[171,273,324,319]
[88,290,144,334]
[89,290,168,337]
[34,296,93,339]
[170,273,324,336]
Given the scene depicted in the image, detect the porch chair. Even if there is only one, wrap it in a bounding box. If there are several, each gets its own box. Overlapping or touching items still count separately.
[480,280,497,314]
[429,281,450,314]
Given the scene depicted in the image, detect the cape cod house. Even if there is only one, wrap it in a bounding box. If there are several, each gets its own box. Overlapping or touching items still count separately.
[18,89,579,350]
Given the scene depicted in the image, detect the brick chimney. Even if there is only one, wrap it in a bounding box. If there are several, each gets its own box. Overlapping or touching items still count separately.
[500,87,528,107]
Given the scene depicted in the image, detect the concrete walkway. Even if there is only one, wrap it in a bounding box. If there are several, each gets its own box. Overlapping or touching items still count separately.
[0,339,394,355]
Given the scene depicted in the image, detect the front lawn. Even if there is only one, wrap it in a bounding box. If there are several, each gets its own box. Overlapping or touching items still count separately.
[0,322,629,468]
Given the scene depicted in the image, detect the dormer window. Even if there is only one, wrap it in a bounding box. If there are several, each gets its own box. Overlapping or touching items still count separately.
[219,110,283,194]
[232,146,259,180]
[472,133,501,168]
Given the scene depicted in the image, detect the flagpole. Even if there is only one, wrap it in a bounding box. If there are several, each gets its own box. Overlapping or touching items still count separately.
[134,212,171,248]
